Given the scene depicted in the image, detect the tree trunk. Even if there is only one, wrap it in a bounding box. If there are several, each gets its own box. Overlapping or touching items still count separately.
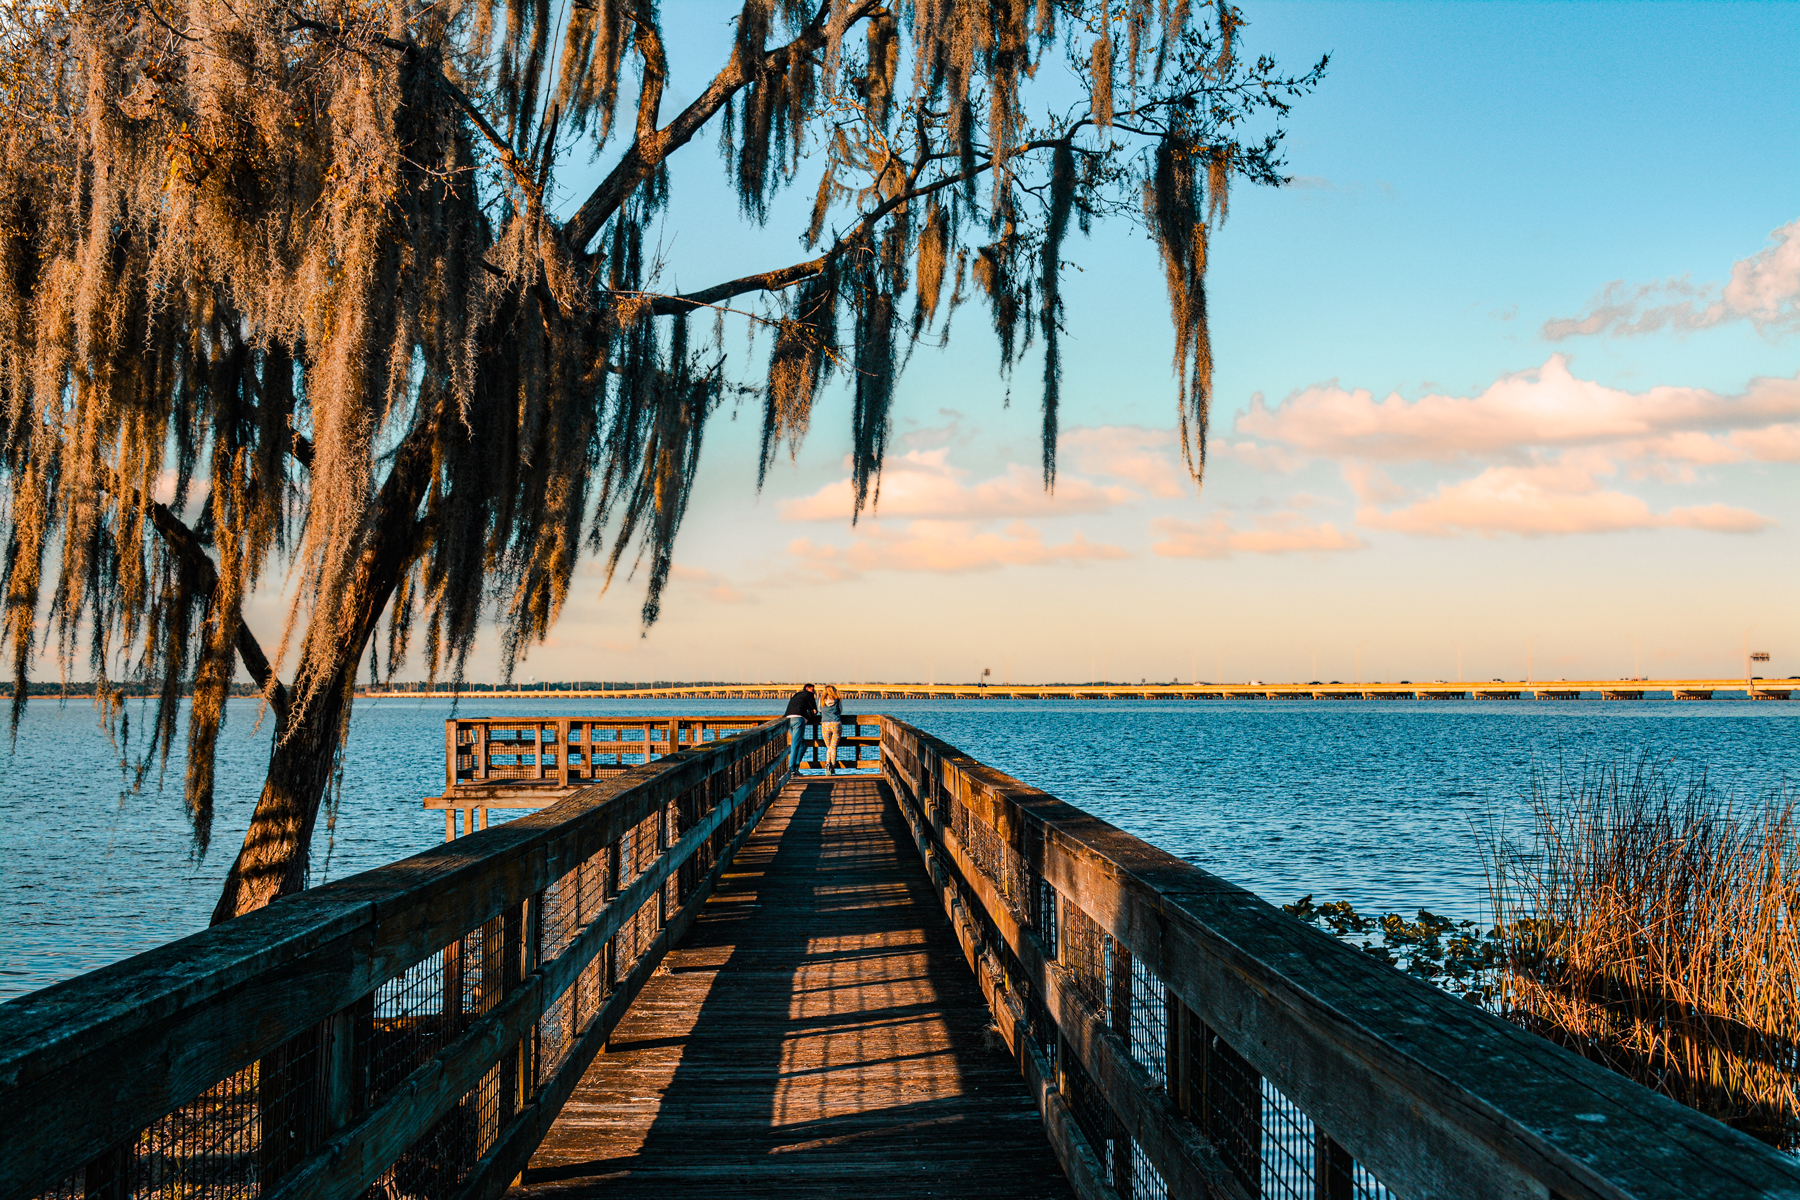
[208,655,361,924]
[207,405,442,925]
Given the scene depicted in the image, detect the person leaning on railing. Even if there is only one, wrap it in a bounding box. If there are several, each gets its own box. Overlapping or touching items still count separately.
[818,685,843,774]
[782,683,819,773]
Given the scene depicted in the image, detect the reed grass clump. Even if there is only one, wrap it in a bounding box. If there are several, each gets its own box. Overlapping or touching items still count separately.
[1488,759,1800,1147]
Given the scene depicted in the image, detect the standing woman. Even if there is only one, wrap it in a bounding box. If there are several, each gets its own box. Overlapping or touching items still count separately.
[819,686,843,774]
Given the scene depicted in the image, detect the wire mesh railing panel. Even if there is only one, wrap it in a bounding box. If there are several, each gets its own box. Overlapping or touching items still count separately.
[1038,878,1059,959]
[540,866,584,961]
[1061,903,1109,1017]
[377,1057,505,1199]
[368,947,456,1108]
[1131,1136,1170,1200]
[536,979,578,1086]
[28,1172,80,1200]
[1128,953,1168,1087]
[33,1063,265,1200]
[1064,1042,1115,1167]
[1262,1078,1318,1200]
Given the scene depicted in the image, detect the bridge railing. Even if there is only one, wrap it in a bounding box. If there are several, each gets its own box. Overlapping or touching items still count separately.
[878,716,1800,1200]
[0,718,793,1200]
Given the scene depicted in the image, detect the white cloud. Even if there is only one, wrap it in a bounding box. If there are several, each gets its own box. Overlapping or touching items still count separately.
[1234,356,1800,463]
[780,448,1133,522]
[1543,218,1800,340]
[1151,513,1366,559]
[1059,426,1191,498]
[788,520,1129,580]
[1358,456,1773,538]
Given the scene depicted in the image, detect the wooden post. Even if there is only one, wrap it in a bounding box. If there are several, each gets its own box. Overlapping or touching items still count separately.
[1111,939,1135,1200]
[658,799,672,929]
[1166,988,1187,1116]
[499,902,526,1125]
[534,722,545,782]
[319,999,369,1135]
[475,721,489,782]
[443,928,465,1034]
[1111,941,1134,1042]
[604,838,621,996]
[445,719,458,792]
[524,891,543,1102]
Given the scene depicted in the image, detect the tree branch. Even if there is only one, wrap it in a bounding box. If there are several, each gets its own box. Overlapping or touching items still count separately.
[145,503,289,717]
[564,0,883,252]
[643,133,1078,315]
[647,256,828,315]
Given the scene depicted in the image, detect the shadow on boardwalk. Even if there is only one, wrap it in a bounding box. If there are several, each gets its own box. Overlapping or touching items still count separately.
[515,775,1073,1199]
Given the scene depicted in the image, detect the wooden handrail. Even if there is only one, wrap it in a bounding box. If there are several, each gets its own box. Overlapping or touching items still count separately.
[877,716,1800,1200]
[430,715,881,838]
[440,714,881,789]
[0,718,793,1200]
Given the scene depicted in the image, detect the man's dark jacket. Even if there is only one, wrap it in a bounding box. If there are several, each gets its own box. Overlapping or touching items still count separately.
[783,688,819,722]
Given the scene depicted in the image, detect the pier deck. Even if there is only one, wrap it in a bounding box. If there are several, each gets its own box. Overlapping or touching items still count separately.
[10,714,1799,1200]
[518,774,1071,1199]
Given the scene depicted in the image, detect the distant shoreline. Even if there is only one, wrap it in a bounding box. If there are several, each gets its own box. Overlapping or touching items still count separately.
[13,677,1798,702]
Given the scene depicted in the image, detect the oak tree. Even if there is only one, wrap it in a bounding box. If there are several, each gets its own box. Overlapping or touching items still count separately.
[0,0,1322,921]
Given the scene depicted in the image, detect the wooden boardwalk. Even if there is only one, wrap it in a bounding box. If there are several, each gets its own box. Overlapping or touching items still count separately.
[514,774,1074,1199]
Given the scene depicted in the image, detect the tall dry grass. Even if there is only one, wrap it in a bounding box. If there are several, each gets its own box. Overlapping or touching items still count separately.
[1488,759,1800,1147]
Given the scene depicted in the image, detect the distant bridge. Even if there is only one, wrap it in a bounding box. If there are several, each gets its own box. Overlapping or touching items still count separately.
[363,677,1796,701]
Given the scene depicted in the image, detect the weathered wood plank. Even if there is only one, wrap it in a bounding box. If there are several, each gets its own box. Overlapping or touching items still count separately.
[511,776,1074,1200]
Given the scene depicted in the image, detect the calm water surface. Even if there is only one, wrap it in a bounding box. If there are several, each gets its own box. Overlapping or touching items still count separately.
[2,696,1795,999]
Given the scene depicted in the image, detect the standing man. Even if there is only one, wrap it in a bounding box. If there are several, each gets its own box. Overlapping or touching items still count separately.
[783,683,820,774]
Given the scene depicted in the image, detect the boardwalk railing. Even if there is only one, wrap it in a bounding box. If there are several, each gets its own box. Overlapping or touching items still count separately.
[0,718,792,1200]
[429,714,881,837]
[878,717,1800,1200]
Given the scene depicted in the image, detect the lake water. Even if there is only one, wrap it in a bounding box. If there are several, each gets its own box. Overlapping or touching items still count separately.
[2,695,1796,1000]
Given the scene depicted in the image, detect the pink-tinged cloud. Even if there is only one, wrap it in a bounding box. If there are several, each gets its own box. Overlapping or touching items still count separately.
[1544,218,1800,340]
[788,520,1129,580]
[1059,426,1191,497]
[1728,422,1800,462]
[668,564,751,604]
[1151,514,1367,559]
[780,449,1134,522]
[1233,356,1800,462]
[1359,462,1773,538]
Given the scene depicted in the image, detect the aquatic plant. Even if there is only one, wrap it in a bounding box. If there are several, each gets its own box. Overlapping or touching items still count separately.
[1295,759,1800,1148]
[0,1,1324,920]
[1489,760,1800,1148]
[1282,895,1501,1004]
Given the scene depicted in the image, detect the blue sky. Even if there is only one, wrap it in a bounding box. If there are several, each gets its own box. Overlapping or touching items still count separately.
[424,1,1800,687]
